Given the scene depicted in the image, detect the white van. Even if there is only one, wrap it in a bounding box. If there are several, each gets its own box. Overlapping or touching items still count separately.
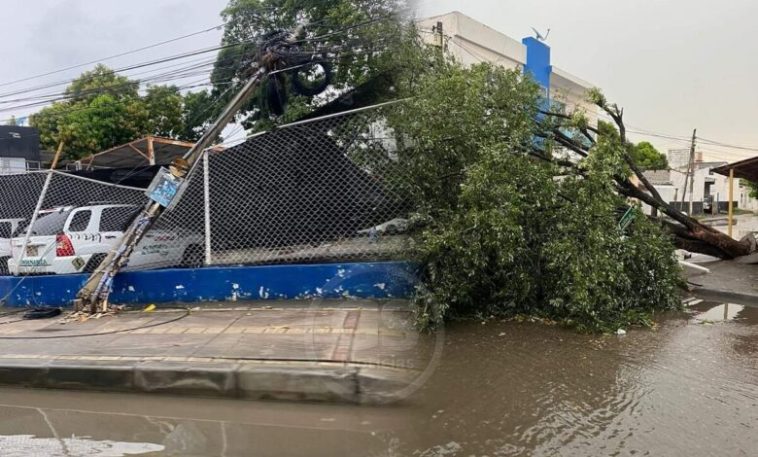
[8,204,203,275]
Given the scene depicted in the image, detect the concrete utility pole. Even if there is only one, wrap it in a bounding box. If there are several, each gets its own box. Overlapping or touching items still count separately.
[73,27,306,313]
[687,129,697,215]
[680,129,697,215]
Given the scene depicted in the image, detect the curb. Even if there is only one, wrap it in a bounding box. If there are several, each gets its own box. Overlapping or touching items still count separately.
[0,356,418,404]
[692,287,758,307]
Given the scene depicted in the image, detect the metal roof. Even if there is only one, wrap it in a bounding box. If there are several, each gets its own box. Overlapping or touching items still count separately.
[78,136,195,170]
[712,156,758,182]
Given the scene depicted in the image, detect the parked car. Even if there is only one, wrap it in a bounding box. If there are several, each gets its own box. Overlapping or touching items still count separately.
[357,218,409,237]
[7,204,203,275]
[703,195,714,214]
[0,218,26,274]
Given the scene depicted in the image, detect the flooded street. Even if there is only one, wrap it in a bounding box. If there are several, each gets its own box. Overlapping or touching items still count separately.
[0,300,756,456]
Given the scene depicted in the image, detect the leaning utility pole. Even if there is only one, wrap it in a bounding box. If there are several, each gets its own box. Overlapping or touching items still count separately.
[74,28,302,314]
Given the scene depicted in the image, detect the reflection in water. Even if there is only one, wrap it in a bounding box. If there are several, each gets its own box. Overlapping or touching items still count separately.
[692,302,745,322]
[0,301,755,456]
[0,435,163,457]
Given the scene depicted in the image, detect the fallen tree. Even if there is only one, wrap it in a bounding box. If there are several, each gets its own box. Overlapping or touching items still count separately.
[541,89,755,260]
[385,63,683,332]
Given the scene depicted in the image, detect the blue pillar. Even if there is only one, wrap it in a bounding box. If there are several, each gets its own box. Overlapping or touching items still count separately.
[522,37,552,101]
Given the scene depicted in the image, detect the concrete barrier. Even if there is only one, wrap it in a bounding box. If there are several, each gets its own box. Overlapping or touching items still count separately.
[0,261,418,308]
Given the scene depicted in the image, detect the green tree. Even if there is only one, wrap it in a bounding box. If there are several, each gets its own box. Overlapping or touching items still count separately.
[385,61,681,332]
[211,0,411,130]
[631,141,668,170]
[30,65,212,159]
[181,89,216,142]
[745,180,758,200]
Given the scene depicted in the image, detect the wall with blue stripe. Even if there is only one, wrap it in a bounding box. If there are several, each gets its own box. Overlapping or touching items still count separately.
[0,261,418,308]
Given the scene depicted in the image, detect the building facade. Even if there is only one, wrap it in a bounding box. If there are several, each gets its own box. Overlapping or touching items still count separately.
[417,11,598,119]
[0,126,41,174]
[641,148,758,215]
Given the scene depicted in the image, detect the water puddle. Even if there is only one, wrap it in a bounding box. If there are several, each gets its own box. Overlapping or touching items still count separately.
[688,300,758,324]
[0,301,755,456]
[0,435,163,457]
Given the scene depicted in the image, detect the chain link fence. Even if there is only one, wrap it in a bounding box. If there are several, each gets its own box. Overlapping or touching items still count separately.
[142,104,412,270]
[0,171,147,275]
[0,104,414,276]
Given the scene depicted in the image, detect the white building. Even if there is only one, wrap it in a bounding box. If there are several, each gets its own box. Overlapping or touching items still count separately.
[417,12,598,119]
[641,148,758,215]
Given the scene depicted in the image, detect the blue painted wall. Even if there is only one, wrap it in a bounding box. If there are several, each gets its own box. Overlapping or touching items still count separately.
[0,262,418,308]
[522,37,552,99]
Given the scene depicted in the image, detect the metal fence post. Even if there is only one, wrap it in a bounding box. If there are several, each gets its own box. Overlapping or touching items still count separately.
[15,170,53,275]
[203,148,213,266]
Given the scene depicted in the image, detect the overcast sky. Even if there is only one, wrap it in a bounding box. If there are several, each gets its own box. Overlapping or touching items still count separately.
[418,0,758,162]
[1,1,756,161]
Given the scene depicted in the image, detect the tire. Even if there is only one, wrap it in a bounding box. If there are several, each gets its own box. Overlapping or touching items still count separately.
[291,61,333,97]
[83,253,106,274]
[180,244,204,268]
[0,257,9,276]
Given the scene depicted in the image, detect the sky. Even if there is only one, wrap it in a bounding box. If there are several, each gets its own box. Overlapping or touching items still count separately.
[416,0,758,163]
[1,1,757,162]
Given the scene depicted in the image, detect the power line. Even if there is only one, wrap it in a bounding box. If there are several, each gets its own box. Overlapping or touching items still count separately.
[0,41,250,101]
[0,24,225,89]
[696,136,758,153]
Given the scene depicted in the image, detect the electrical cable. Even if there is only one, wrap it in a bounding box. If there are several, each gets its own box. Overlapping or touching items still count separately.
[0,14,388,104]
[0,306,191,340]
[0,23,225,88]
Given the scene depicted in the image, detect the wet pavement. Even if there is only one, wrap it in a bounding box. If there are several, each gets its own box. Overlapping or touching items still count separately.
[0,299,755,456]
[690,260,758,304]
[0,301,433,403]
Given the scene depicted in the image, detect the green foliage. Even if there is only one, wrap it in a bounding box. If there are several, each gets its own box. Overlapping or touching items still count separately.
[212,0,413,130]
[388,62,682,333]
[744,180,758,200]
[30,64,212,159]
[632,141,668,171]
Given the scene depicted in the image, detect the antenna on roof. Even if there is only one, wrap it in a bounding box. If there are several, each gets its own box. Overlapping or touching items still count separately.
[531,27,551,42]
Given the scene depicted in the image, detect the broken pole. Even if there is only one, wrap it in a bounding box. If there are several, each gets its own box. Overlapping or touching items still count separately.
[74,66,267,313]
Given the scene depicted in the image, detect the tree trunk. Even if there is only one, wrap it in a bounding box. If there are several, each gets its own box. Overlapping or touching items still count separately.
[544,98,756,260]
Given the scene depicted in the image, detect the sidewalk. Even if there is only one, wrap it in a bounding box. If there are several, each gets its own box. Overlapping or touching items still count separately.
[0,301,431,404]
[690,260,758,304]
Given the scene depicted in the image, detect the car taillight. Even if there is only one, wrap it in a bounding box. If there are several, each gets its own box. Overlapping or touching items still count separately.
[56,233,75,257]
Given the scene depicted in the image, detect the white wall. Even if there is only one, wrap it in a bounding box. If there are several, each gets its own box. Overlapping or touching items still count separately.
[417,11,525,70]
[551,67,598,125]
[417,11,598,121]
[0,157,27,175]
[669,166,725,204]
[642,184,677,215]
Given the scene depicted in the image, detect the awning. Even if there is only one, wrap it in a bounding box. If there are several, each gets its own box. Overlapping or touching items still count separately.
[712,156,758,182]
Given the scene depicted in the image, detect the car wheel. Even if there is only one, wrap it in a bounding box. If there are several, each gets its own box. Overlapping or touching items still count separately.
[0,257,9,275]
[180,244,204,268]
[83,254,107,274]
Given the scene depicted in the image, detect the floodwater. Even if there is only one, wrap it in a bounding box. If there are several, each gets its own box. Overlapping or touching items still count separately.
[0,300,756,456]
[714,214,758,240]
